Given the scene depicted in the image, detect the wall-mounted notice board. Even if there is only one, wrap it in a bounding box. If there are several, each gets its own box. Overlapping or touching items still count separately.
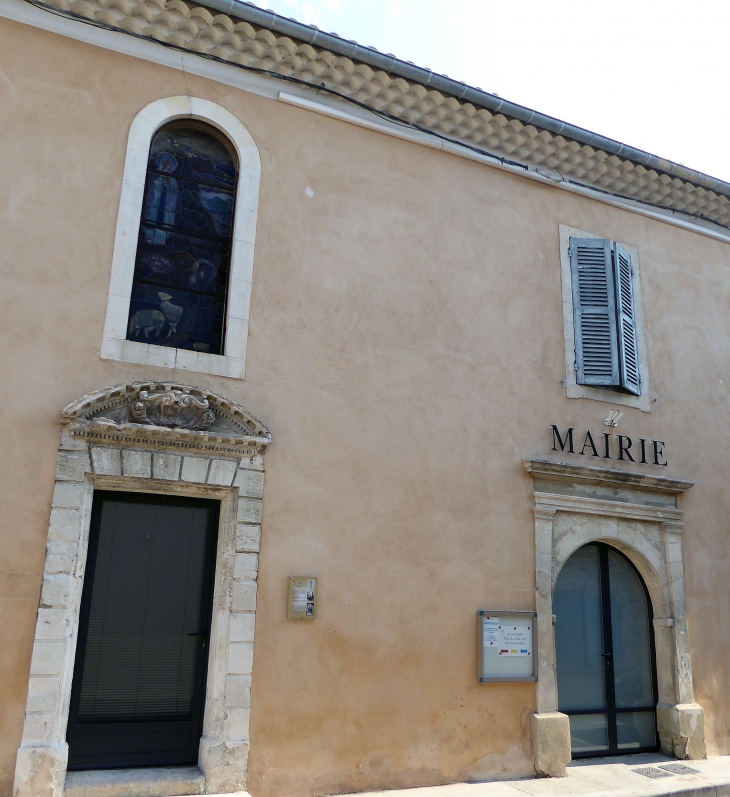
[288,576,318,619]
[477,610,537,682]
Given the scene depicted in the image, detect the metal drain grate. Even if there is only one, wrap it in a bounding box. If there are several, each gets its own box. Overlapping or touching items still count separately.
[632,767,674,778]
[659,763,701,775]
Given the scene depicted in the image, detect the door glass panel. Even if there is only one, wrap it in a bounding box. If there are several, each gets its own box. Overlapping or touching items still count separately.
[568,714,609,754]
[555,543,659,757]
[76,500,210,722]
[607,549,654,709]
[617,711,657,750]
[554,545,606,711]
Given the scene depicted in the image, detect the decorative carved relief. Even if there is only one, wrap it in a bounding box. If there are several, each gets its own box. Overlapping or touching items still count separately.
[129,388,215,430]
[62,381,271,455]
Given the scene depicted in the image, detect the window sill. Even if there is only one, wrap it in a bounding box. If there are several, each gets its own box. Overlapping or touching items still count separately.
[565,381,652,412]
[101,337,245,379]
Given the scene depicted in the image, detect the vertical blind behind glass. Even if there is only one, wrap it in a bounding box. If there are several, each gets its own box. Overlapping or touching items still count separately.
[77,501,209,722]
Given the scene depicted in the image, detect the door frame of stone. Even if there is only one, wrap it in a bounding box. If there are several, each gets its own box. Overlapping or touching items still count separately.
[524,459,706,777]
[13,382,270,797]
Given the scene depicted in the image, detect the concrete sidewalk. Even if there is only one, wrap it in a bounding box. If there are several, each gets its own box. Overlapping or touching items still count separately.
[67,754,730,797]
[329,754,730,797]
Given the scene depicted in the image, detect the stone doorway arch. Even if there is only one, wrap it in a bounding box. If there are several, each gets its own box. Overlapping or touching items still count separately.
[13,382,271,797]
[524,459,705,776]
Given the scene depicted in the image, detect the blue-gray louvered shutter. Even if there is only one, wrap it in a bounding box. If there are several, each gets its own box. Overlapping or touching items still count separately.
[569,237,620,387]
[613,243,641,395]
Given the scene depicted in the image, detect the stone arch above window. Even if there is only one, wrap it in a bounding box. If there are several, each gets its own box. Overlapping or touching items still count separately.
[101,97,261,379]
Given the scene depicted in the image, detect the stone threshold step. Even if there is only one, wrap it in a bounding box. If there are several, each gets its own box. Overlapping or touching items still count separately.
[65,766,205,797]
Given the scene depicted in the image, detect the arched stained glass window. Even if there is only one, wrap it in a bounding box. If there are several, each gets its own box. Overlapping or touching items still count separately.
[126,122,237,356]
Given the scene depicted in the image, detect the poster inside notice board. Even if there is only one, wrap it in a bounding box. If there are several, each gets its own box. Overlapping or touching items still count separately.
[477,610,537,682]
[288,576,318,619]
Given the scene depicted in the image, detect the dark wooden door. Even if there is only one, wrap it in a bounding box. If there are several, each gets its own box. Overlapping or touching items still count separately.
[67,491,219,769]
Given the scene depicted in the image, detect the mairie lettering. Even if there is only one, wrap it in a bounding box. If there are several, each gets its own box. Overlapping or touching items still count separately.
[551,425,667,466]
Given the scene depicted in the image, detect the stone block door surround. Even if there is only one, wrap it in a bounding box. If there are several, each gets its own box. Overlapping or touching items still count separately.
[524,459,706,777]
[13,381,271,797]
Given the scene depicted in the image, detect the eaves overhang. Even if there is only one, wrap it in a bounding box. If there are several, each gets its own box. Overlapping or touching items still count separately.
[213,0,730,200]
[23,0,730,232]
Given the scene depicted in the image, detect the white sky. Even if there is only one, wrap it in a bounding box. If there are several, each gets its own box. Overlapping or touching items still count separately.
[248,0,730,184]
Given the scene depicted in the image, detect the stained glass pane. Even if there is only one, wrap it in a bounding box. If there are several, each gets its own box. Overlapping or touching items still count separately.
[127,122,237,356]
[142,176,234,239]
[128,285,225,354]
[148,125,236,189]
[135,229,230,298]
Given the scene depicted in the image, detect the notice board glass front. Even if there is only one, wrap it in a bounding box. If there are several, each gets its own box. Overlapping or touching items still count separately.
[477,610,537,682]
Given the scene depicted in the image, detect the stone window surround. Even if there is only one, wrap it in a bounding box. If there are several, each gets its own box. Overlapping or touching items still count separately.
[559,224,652,412]
[100,96,261,379]
[13,387,268,797]
[525,459,705,777]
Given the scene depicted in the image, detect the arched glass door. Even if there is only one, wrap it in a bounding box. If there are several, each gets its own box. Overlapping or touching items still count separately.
[553,542,658,757]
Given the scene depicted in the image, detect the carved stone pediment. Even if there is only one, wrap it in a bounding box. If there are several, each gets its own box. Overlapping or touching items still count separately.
[62,381,271,455]
[129,388,216,430]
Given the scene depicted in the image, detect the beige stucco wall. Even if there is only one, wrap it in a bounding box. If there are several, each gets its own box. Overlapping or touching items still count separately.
[1,14,730,797]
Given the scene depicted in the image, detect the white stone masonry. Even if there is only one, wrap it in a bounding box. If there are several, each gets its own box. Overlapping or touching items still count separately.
[15,427,267,797]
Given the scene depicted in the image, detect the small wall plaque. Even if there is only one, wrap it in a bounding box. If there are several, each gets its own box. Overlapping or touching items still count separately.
[477,610,537,682]
[288,576,318,619]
